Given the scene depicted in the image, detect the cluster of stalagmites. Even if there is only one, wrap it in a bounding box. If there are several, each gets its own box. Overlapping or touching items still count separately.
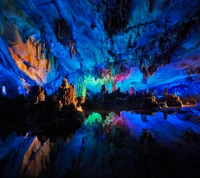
[83,86,187,111]
[0,78,85,139]
[32,78,81,112]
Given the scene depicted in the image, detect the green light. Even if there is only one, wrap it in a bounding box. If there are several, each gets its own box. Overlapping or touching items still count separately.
[85,112,102,125]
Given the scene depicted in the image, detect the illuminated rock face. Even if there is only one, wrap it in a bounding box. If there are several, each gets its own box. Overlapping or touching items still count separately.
[8,38,52,84]
[0,0,200,97]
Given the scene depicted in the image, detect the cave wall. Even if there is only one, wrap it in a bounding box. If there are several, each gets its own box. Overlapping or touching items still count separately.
[0,0,200,98]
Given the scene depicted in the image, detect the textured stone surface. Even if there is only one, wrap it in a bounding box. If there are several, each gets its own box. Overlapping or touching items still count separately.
[0,0,200,96]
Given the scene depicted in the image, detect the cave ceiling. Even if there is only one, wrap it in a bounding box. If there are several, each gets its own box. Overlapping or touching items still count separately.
[0,0,200,95]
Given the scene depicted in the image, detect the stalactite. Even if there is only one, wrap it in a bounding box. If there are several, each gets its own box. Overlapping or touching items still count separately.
[54,18,73,47]
[0,16,4,35]
[36,42,40,60]
[47,56,51,71]
[103,0,131,36]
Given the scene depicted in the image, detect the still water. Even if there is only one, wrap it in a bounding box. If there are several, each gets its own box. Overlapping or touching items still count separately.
[1,107,200,178]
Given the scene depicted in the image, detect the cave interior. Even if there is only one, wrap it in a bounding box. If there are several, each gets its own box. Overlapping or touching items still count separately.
[1,0,200,178]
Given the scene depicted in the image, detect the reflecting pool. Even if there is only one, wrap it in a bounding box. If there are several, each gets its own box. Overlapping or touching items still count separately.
[1,106,200,178]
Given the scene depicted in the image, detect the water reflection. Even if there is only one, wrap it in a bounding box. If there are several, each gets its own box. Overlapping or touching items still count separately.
[85,108,200,140]
[1,107,200,178]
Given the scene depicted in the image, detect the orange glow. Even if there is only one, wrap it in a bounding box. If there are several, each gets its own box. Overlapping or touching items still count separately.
[8,38,51,84]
